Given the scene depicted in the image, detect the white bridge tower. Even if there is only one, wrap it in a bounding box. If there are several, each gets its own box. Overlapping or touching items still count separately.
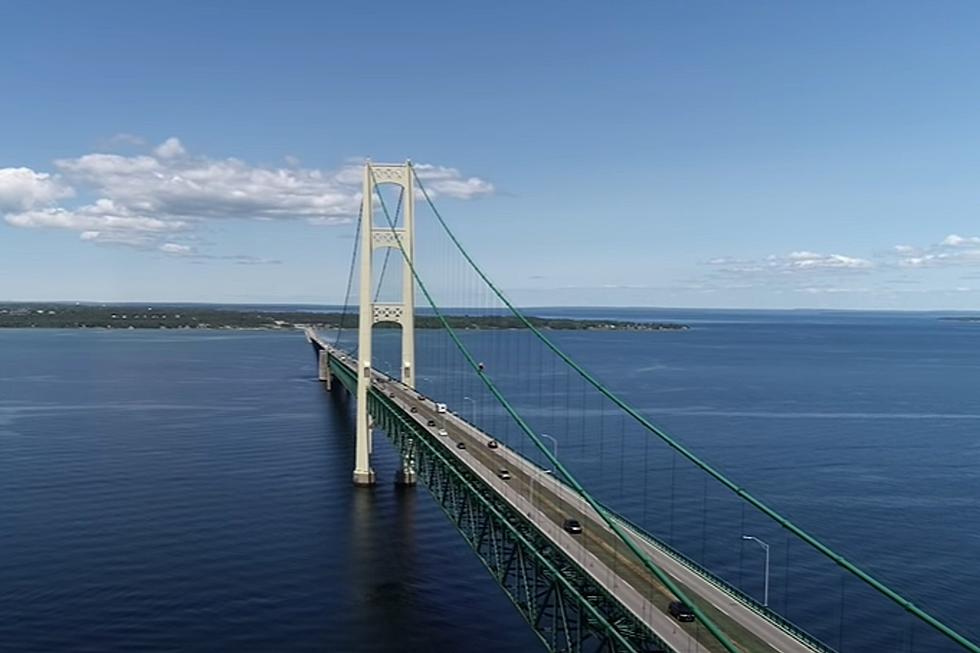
[354,161,416,486]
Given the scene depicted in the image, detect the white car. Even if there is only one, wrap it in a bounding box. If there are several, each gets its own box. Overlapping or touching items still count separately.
[436,402,447,414]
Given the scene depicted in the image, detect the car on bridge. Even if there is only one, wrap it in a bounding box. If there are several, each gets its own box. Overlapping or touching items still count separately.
[410,406,418,413]
[497,469,511,480]
[456,441,466,450]
[487,440,499,449]
[562,519,582,535]
[668,601,695,623]
[427,419,436,426]
[437,428,448,437]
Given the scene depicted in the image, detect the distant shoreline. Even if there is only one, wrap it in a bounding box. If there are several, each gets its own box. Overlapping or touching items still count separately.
[0,303,688,332]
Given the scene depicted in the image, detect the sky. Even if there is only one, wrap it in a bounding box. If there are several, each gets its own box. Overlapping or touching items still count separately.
[2,1,980,310]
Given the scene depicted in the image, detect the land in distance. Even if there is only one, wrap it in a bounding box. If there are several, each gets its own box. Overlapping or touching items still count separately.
[0,303,688,332]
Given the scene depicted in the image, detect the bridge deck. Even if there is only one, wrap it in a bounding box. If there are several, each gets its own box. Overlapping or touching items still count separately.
[311,332,821,653]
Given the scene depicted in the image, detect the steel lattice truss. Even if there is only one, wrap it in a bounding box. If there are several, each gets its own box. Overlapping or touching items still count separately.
[323,349,670,653]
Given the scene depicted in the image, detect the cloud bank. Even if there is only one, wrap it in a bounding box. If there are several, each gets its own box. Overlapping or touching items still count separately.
[707,250,873,276]
[1,137,494,260]
[702,235,980,299]
[891,234,980,268]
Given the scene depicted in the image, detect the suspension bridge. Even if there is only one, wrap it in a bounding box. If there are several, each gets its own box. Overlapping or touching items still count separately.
[305,161,979,653]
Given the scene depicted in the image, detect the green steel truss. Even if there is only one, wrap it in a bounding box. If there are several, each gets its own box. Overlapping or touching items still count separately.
[316,343,671,653]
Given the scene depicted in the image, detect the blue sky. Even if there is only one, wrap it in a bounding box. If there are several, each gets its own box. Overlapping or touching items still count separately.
[2,1,980,309]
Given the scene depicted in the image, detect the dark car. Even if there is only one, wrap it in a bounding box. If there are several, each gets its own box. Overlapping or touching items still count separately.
[388,391,395,398]
[668,601,695,623]
[562,519,582,535]
[416,393,425,401]
[456,441,466,450]
[487,440,499,449]
[427,419,436,427]
[410,406,418,413]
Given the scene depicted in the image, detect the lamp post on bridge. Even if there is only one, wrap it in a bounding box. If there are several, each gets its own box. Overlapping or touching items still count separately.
[529,468,553,514]
[540,433,558,460]
[742,535,770,607]
[462,395,477,424]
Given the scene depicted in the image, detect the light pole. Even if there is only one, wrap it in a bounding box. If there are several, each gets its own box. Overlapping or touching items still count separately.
[529,468,553,512]
[462,395,477,424]
[742,535,770,607]
[540,432,558,460]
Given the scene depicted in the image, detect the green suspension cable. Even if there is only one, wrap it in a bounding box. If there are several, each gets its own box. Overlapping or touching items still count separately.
[370,165,742,653]
[335,200,364,348]
[410,164,980,653]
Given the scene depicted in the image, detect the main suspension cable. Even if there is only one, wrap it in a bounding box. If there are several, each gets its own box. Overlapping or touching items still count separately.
[409,164,979,653]
[369,164,741,653]
[334,199,363,348]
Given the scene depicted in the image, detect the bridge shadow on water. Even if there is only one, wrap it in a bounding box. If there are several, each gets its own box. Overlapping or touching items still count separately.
[320,380,543,652]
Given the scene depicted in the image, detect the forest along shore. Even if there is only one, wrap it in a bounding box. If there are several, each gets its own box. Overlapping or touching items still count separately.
[0,303,689,332]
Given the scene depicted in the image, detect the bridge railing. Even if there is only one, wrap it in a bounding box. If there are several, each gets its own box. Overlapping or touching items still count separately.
[314,331,833,652]
[322,343,676,653]
[325,162,980,653]
[598,501,835,653]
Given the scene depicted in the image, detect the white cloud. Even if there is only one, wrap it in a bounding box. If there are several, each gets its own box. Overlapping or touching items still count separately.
[159,242,192,255]
[941,234,980,248]
[5,200,187,233]
[783,251,872,269]
[892,234,980,268]
[5,198,188,252]
[53,152,491,224]
[333,162,495,201]
[0,167,73,211]
[708,250,873,275]
[412,163,495,199]
[2,140,494,261]
[154,137,186,158]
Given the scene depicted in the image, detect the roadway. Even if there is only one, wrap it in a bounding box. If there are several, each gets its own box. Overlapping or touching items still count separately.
[323,343,821,653]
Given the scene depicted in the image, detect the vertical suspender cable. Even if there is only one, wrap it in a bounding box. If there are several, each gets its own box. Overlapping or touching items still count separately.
[372,165,742,653]
[409,163,980,653]
[335,200,364,349]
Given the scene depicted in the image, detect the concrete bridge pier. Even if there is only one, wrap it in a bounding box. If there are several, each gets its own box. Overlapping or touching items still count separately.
[353,468,377,486]
[352,414,377,486]
[317,350,332,390]
[394,457,417,485]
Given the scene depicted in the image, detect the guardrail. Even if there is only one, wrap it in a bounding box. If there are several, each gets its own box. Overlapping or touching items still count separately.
[310,331,833,652]
[597,502,836,653]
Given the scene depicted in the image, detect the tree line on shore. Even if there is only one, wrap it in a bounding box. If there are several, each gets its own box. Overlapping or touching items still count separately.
[0,303,688,331]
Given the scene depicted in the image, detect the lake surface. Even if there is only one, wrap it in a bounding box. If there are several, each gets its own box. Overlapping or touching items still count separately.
[1,310,978,651]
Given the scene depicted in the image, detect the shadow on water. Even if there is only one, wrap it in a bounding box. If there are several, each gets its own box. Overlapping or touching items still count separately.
[0,331,542,653]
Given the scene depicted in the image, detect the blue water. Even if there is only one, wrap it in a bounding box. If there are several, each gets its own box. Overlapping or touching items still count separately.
[1,310,978,651]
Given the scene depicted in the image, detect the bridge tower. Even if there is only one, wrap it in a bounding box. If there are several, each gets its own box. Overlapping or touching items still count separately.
[354,161,416,486]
